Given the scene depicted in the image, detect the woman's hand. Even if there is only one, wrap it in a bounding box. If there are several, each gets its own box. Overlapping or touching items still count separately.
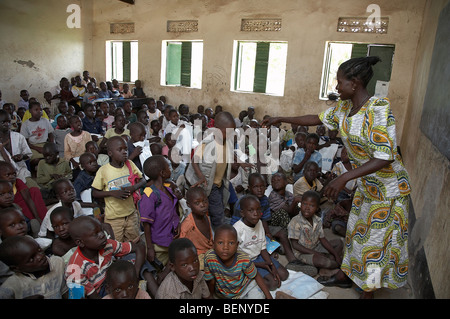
[261,117,281,128]
[322,174,348,201]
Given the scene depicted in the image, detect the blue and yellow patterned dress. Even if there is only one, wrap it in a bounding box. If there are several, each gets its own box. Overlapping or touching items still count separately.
[319,97,411,291]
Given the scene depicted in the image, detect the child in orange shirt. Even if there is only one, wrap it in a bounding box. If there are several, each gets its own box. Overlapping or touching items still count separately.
[179,187,213,270]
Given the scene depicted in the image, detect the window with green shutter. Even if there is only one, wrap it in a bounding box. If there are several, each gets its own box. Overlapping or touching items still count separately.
[320,41,395,99]
[106,40,138,83]
[232,40,287,96]
[162,40,203,88]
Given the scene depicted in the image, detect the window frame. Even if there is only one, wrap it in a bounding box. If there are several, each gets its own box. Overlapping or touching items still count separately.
[105,40,139,83]
[319,41,395,100]
[231,40,288,96]
[161,40,203,89]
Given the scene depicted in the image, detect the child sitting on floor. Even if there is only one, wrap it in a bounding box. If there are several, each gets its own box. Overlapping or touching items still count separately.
[20,101,54,170]
[268,172,301,230]
[155,238,210,299]
[0,161,47,224]
[203,224,272,299]
[65,216,154,299]
[73,152,102,213]
[53,115,71,158]
[85,140,109,167]
[49,206,77,261]
[231,173,297,264]
[36,142,72,202]
[99,113,130,152]
[103,260,152,299]
[127,122,149,173]
[233,194,289,291]
[81,104,103,140]
[288,190,343,278]
[293,161,323,199]
[38,178,88,240]
[0,236,68,299]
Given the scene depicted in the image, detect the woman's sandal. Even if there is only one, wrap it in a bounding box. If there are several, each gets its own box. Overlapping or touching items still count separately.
[317,275,353,288]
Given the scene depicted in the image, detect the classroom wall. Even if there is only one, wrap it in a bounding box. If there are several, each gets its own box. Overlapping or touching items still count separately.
[89,0,425,141]
[0,0,93,104]
[400,0,450,299]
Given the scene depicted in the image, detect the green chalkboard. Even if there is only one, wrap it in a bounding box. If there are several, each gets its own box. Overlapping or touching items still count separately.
[419,2,450,160]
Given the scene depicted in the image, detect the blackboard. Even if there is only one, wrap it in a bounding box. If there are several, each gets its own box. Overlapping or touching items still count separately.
[419,2,450,160]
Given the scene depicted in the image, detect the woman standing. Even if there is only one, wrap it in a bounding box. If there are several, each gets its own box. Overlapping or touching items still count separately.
[262,56,411,298]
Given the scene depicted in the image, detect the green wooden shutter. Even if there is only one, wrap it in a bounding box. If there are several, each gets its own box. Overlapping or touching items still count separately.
[367,45,395,96]
[351,43,368,59]
[166,43,182,85]
[122,41,131,82]
[253,42,270,93]
[180,41,192,86]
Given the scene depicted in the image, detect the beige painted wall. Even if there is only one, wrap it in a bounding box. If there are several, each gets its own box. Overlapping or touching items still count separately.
[90,0,425,141]
[0,0,93,104]
[400,0,450,299]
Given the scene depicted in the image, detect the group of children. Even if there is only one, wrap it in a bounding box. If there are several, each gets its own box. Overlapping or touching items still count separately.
[0,75,355,299]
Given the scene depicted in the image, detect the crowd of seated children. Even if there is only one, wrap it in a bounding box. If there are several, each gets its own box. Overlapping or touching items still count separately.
[0,73,357,299]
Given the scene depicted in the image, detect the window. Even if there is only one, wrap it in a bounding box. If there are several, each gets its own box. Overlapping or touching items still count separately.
[231,40,288,96]
[161,40,203,89]
[106,41,138,82]
[320,41,395,100]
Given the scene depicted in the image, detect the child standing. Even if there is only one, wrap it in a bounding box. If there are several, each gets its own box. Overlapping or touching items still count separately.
[288,190,343,278]
[203,224,273,299]
[140,155,179,267]
[155,238,210,299]
[185,111,236,229]
[64,115,92,169]
[92,136,145,242]
[179,187,213,270]
[0,236,68,299]
[233,194,289,291]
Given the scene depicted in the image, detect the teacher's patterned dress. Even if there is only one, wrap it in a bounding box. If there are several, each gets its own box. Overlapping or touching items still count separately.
[319,97,411,291]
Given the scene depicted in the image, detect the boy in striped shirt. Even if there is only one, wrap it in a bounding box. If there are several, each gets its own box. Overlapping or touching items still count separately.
[203,224,272,299]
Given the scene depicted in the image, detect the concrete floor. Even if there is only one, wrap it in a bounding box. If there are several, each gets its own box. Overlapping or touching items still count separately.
[276,228,414,299]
